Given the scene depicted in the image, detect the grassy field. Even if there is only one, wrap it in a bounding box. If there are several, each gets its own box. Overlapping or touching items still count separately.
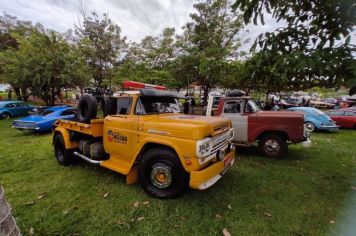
[0,119,355,236]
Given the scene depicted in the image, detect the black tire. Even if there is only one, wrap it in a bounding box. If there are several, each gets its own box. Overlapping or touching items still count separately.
[258,134,288,159]
[76,95,98,123]
[53,133,74,166]
[1,112,11,119]
[138,147,188,198]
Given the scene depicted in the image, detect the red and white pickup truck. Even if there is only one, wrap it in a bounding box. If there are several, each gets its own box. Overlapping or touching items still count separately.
[206,95,310,158]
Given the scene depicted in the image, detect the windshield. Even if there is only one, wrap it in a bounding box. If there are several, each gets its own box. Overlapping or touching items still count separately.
[137,96,181,114]
[248,100,260,112]
[34,109,54,116]
[312,109,325,116]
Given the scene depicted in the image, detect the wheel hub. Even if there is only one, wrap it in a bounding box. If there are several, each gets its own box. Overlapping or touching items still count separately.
[150,164,172,189]
[264,140,280,154]
[305,123,314,132]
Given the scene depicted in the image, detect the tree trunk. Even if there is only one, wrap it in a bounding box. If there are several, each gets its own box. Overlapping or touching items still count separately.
[202,84,210,106]
[14,87,22,101]
[0,185,21,235]
[21,88,29,102]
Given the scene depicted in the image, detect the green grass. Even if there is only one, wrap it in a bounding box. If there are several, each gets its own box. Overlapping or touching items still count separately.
[0,119,355,235]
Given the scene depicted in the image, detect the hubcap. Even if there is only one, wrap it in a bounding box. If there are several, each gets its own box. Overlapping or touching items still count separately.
[150,164,172,189]
[264,140,280,154]
[305,123,314,132]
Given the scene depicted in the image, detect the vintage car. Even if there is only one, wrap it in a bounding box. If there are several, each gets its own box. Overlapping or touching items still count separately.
[287,107,339,132]
[207,95,308,158]
[52,83,235,198]
[12,105,76,132]
[325,109,356,129]
[0,101,33,119]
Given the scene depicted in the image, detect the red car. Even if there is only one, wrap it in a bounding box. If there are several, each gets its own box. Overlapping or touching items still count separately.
[326,109,356,129]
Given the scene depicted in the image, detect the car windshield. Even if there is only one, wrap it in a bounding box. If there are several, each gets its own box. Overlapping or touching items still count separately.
[248,100,260,112]
[34,109,54,116]
[138,96,181,114]
[312,109,325,116]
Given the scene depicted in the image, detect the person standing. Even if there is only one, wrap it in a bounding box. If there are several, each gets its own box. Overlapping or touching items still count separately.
[183,98,190,114]
[190,97,196,114]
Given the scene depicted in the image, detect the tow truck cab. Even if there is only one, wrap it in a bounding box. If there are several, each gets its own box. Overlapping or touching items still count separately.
[53,88,235,198]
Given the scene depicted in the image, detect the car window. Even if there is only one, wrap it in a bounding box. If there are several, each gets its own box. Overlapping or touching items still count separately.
[38,110,54,116]
[345,111,355,116]
[244,100,259,113]
[223,101,241,113]
[137,96,180,114]
[6,103,15,108]
[328,111,344,116]
[61,109,77,116]
[116,97,132,115]
[17,103,29,108]
[313,109,325,116]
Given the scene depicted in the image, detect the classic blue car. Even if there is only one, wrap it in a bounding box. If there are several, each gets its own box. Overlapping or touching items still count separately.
[287,107,339,132]
[12,105,76,132]
[0,101,33,119]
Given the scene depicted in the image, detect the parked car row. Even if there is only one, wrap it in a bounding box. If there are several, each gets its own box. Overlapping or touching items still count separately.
[0,100,76,132]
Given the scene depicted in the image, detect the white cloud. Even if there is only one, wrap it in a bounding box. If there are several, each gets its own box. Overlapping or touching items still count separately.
[0,0,195,42]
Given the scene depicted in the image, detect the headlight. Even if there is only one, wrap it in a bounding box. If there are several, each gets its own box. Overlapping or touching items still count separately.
[228,128,234,140]
[196,137,213,158]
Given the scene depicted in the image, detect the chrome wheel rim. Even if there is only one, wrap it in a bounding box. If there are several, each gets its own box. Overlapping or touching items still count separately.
[305,123,315,132]
[264,140,280,154]
[150,164,172,189]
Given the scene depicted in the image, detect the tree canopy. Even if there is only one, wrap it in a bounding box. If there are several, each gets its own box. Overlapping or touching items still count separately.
[232,0,356,92]
[1,0,355,105]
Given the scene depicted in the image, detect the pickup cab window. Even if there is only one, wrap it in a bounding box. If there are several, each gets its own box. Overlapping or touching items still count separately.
[137,96,180,114]
[116,97,132,115]
[223,101,241,113]
[245,100,259,113]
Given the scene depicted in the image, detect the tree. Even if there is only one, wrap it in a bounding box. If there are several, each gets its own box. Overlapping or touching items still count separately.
[179,0,245,104]
[116,28,178,87]
[0,28,89,105]
[76,12,126,88]
[232,0,356,90]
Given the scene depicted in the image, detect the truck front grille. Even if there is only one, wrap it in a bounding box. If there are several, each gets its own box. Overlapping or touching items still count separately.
[211,132,229,154]
[213,122,229,135]
[198,131,230,165]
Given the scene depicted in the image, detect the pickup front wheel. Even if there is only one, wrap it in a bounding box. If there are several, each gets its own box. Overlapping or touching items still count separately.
[258,134,287,159]
[138,147,188,198]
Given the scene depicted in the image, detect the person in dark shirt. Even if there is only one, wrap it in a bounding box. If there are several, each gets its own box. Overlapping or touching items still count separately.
[183,99,190,114]
[190,98,196,113]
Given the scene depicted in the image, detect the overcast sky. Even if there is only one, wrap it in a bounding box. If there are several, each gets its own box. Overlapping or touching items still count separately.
[0,0,284,50]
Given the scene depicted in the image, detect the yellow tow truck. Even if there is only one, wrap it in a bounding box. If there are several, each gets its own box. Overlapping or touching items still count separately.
[53,87,235,198]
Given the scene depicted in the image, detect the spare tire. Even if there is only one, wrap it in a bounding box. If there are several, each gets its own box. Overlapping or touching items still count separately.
[76,95,98,123]
[227,89,246,97]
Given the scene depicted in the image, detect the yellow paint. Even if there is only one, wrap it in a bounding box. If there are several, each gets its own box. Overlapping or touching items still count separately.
[190,151,234,189]
[55,93,235,191]
[126,167,138,185]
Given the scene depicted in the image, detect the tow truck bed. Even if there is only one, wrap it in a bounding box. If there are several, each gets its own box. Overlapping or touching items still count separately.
[54,119,104,137]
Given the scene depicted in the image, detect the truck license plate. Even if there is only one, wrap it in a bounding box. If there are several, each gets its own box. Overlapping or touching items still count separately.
[224,154,233,167]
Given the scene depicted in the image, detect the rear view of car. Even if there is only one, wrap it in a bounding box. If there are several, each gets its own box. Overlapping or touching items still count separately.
[12,105,76,132]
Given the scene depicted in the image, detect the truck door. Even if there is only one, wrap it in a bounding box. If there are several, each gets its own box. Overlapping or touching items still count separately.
[104,97,138,162]
[221,100,248,142]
